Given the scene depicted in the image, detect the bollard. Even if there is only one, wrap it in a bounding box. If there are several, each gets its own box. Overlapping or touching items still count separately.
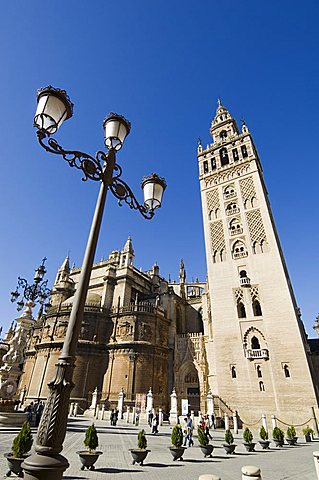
[242,465,262,480]
[261,414,267,432]
[199,475,221,480]
[101,405,105,420]
[159,408,163,426]
[224,412,229,430]
[271,415,277,429]
[126,406,130,423]
[233,411,238,434]
[313,451,319,480]
[74,402,78,417]
[69,402,74,417]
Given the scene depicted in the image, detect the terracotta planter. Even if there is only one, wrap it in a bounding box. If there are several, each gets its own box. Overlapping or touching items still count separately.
[169,446,186,461]
[243,442,256,452]
[4,453,29,477]
[199,444,214,458]
[259,440,270,449]
[129,449,150,465]
[223,443,236,454]
[76,450,103,470]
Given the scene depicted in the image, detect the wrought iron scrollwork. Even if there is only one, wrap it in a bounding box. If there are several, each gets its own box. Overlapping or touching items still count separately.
[36,130,154,219]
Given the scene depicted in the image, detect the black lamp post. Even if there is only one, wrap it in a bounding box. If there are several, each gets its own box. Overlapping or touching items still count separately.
[10,257,51,314]
[22,86,166,480]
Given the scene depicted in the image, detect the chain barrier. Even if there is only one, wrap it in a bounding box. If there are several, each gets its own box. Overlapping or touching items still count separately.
[241,417,262,427]
[276,417,313,428]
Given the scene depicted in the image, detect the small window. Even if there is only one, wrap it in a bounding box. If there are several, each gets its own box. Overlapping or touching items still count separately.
[211,157,216,170]
[237,302,246,318]
[257,366,262,378]
[240,270,247,278]
[232,148,239,161]
[203,161,209,173]
[220,130,227,140]
[284,365,290,378]
[231,366,237,378]
[259,381,265,391]
[251,336,261,350]
[241,145,248,158]
[253,299,262,316]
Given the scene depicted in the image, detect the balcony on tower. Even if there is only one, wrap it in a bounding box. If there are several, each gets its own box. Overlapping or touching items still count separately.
[246,348,269,360]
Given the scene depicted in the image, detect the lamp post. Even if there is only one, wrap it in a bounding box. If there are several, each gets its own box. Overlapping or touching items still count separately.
[10,257,52,315]
[22,86,166,480]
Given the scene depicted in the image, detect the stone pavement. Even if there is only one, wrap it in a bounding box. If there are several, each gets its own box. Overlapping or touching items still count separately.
[0,417,318,480]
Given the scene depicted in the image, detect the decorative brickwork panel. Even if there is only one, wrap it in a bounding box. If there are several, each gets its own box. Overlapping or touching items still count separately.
[250,286,260,301]
[206,189,220,215]
[240,177,256,201]
[246,209,267,243]
[234,288,244,303]
[209,221,225,252]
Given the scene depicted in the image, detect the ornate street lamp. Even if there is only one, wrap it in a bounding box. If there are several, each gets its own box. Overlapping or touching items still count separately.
[23,86,166,480]
[10,257,52,313]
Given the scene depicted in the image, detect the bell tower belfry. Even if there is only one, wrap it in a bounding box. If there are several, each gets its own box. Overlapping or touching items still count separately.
[198,101,318,424]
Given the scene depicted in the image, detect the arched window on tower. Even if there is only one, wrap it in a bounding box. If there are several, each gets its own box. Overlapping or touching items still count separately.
[256,366,262,378]
[253,299,262,316]
[231,366,237,378]
[259,381,265,391]
[237,301,246,318]
[220,130,227,141]
[229,218,242,235]
[232,240,247,259]
[284,364,290,378]
[220,147,229,166]
[251,336,261,350]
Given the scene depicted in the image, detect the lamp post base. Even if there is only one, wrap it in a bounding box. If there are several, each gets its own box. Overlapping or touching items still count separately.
[22,453,69,480]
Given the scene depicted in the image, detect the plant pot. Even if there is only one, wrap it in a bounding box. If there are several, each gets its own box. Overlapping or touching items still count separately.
[199,444,214,458]
[286,437,298,446]
[4,453,29,477]
[223,443,236,454]
[259,440,270,449]
[243,442,256,452]
[273,439,284,447]
[76,450,103,470]
[305,434,312,442]
[129,449,150,465]
[169,446,186,461]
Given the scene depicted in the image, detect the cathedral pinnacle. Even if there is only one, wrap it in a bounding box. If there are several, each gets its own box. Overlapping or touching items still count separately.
[179,258,186,284]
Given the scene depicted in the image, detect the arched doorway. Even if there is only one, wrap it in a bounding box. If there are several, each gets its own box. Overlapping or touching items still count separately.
[184,368,200,415]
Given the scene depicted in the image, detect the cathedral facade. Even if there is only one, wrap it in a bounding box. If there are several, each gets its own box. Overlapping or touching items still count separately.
[18,101,319,427]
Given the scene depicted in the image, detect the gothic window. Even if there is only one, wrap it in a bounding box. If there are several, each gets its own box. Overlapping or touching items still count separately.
[284,364,290,378]
[251,336,261,350]
[256,366,262,378]
[220,130,227,140]
[211,157,216,170]
[231,366,237,378]
[220,147,229,166]
[259,381,265,391]
[220,249,226,262]
[224,185,236,199]
[237,301,246,318]
[215,208,220,219]
[203,160,209,173]
[185,373,197,383]
[232,240,248,259]
[232,148,239,161]
[241,145,248,158]
[226,203,239,215]
[229,218,242,234]
[253,299,262,316]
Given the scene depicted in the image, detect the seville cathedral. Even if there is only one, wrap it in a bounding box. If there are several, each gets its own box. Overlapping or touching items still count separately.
[3,101,319,427]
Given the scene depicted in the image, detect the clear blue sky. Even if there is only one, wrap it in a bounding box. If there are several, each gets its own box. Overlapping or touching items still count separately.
[0,1,318,336]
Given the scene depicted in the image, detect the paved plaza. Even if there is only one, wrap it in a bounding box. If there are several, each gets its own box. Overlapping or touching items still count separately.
[0,417,318,480]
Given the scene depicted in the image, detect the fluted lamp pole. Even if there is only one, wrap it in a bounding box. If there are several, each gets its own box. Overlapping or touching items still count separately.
[22,86,166,480]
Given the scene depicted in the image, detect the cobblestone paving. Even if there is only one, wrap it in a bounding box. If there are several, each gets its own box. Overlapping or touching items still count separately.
[0,417,317,480]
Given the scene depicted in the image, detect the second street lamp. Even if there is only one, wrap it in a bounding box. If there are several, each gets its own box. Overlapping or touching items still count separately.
[22,86,166,480]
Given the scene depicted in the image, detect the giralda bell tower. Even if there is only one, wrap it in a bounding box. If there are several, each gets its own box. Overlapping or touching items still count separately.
[198,100,318,424]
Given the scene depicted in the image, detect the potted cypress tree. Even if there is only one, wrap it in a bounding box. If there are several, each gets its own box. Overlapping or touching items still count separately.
[258,425,270,449]
[76,423,102,470]
[223,429,236,454]
[169,424,186,461]
[129,429,150,465]
[197,426,214,458]
[4,420,33,477]
[243,427,255,452]
[302,425,314,442]
[286,425,297,446]
[272,426,284,447]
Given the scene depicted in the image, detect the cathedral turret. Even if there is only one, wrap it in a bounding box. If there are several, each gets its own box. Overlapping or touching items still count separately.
[50,256,75,306]
[120,236,134,267]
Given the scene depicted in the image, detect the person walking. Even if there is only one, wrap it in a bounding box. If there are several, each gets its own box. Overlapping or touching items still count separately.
[211,413,216,429]
[183,414,194,446]
[151,414,158,434]
[204,415,212,439]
